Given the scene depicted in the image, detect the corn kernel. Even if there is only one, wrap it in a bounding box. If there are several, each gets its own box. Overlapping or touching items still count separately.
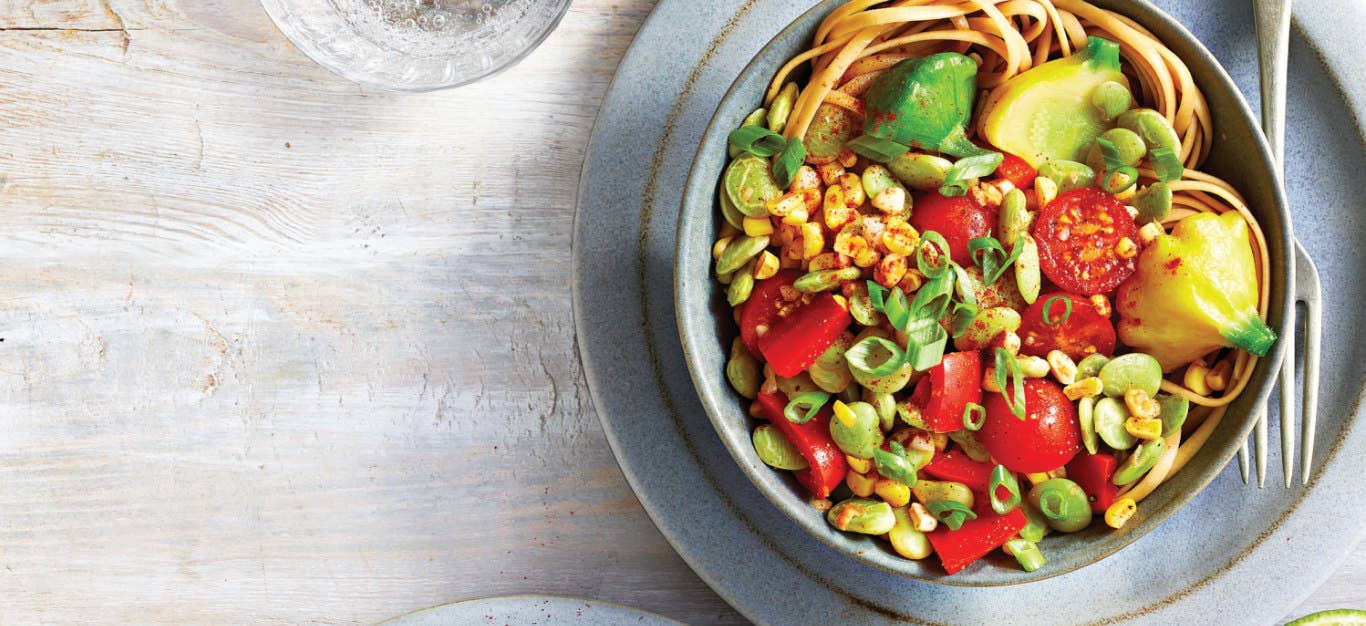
[993,330,1022,356]
[874,253,907,288]
[1035,176,1058,208]
[781,207,809,226]
[1125,205,1140,219]
[1124,388,1161,420]
[712,236,734,261]
[831,294,848,310]
[742,216,774,237]
[800,222,824,259]
[1090,293,1112,318]
[799,187,822,212]
[983,367,1001,392]
[782,240,804,261]
[1024,472,1051,486]
[767,192,805,217]
[1047,350,1078,385]
[875,478,912,507]
[789,165,820,192]
[1115,236,1138,259]
[1184,362,1212,395]
[817,162,845,186]
[1063,376,1104,400]
[832,399,857,428]
[753,251,780,280]
[810,497,833,512]
[823,186,854,230]
[838,172,865,207]
[846,469,877,497]
[898,269,924,293]
[1206,360,1231,392]
[1124,416,1163,440]
[1105,498,1137,529]
[846,454,873,474]
[1139,221,1164,245]
[808,252,842,272]
[993,179,1016,196]
[908,502,938,532]
[872,187,907,214]
[880,219,919,256]
[833,222,866,257]
[853,247,881,268]
[838,149,857,168]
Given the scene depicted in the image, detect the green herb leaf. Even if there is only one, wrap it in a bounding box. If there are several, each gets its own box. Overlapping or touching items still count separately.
[845,134,911,162]
[773,138,807,188]
[727,125,788,157]
[939,152,1004,197]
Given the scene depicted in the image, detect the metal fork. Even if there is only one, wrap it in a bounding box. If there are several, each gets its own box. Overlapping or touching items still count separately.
[1237,0,1323,488]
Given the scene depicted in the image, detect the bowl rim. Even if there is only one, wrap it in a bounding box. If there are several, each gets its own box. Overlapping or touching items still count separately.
[673,0,1293,586]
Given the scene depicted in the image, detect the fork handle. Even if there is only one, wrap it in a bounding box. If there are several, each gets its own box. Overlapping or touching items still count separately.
[1254,0,1292,165]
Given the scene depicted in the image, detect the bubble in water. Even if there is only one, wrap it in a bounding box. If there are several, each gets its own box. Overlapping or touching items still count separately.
[429,12,447,29]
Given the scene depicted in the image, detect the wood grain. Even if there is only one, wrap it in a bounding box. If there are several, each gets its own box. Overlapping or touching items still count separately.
[0,0,1355,624]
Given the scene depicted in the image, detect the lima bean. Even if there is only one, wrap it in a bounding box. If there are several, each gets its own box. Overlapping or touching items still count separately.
[1078,396,1099,454]
[861,164,908,200]
[827,498,896,534]
[727,260,755,305]
[803,103,859,164]
[846,281,883,327]
[947,430,992,463]
[1134,182,1173,222]
[955,307,1022,350]
[752,424,809,470]
[718,179,745,229]
[830,401,884,458]
[1090,81,1132,120]
[715,235,770,275]
[1015,235,1041,305]
[1099,127,1148,166]
[866,390,898,432]
[1019,500,1053,542]
[889,507,933,559]
[849,329,915,394]
[1094,397,1137,450]
[912,480,974,510]
[776,371,821,399]
[888,152,953,190]
[1076,353,1111,380]
[1114,438,1166,485]
[1038,160,1096,194]
[1117,108,1181,152]
[1099,353,1163,397]
[1027,478,1092,533]
[895,398,932,431]
[767,82,798,133]
[725,337,759,399]
[1158,393,1190,436]
[795,267,862,293]
[998,188,1033,246]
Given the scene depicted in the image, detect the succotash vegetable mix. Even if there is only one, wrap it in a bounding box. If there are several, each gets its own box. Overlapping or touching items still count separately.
[713,0,1277,575]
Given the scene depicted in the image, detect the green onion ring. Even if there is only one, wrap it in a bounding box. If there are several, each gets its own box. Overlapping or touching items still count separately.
[989,464,1022,515]
[916,231,952,278]
[783,391,831,424]
[1042,295,1073,326]
[963,402,986,431]
[1039,489,1070,520]
[844,336,906,377]
[1102,165,1139,194]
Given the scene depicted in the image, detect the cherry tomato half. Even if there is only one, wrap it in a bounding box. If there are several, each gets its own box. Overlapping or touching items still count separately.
[738,270,799,355]
[910,190,996,266]
[1018,292,1117,360]
[978,378,1080,473]
[1032,188,1140,294]
[993,151,1037,189]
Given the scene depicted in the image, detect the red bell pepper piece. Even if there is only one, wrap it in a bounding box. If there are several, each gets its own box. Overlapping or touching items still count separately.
[738,270,799,355]
[922,449,994,494]
[758,293,852,378]
[1067,451,1119,514]
[927,507,1027,575]
[916,351,983,433]
[755,392,848,499]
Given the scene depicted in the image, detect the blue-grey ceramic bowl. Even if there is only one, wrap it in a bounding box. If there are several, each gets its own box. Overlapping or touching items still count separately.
[676,0,1292,585]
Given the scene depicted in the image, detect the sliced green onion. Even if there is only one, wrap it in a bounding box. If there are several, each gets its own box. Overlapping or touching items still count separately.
[727,125,787,157]
[1039,488,1071,521]
[916,231,952,278]
[994,347,1026,420]
[884,287,911,331]
[963,402,986,431]
[1005,538,1046,572]
[901,316,949,372]
[783,391,830,424]
[1149,146,1184,182]
[866,280,888,312]
[908,270,955,322]
[873,441,918,486]
[950,300,979,339]
[1042,295,1073,326]
[845,134,910,162]
[989,464,1022,514]
[968,234,1026,285]
[845,336,906,377]
[939,152,1004,197]
[1096,136,1125,170]
[772,138,807,189]
[1102,165,1139,194]
[927,499,978,531]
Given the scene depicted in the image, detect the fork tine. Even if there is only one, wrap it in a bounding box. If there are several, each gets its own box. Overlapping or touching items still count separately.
[1254,410,1268,488]
[1296,242,1322,484]
[1279,331,1296,487]
[1237,438,1250,484]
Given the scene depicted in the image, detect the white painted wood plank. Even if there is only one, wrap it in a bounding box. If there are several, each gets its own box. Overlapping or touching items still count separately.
[0,1,1353,624]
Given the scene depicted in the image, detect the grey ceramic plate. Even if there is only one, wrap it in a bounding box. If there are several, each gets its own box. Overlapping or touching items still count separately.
[574,0,1366,620]
[676,0,1293,585]
[380,595,681,625]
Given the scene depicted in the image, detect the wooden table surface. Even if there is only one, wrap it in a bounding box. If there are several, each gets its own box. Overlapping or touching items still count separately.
[0,1,1358,624]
